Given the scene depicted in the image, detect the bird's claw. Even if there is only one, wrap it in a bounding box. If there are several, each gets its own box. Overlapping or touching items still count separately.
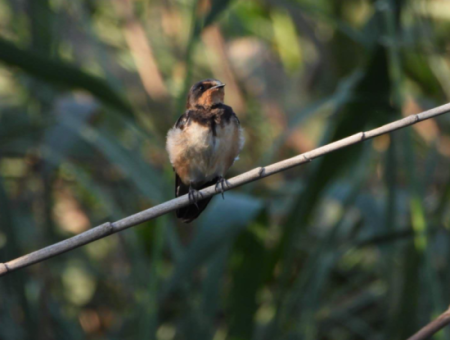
[188,187,203,209]
[215,177,231,199]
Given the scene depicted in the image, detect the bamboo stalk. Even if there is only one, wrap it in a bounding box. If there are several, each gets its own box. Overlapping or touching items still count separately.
[406,307,450,340]
[1,102,450,277]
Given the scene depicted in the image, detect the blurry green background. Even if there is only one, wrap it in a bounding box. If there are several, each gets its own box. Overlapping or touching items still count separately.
[1,0,450,339]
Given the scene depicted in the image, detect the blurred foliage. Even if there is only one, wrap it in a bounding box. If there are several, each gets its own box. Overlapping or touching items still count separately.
[1,0,450,339]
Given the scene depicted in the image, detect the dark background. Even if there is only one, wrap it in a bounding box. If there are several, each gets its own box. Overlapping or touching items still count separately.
[1,0,450,339]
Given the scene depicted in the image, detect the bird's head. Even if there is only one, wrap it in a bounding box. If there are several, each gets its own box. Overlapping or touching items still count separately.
[186,79,225,109]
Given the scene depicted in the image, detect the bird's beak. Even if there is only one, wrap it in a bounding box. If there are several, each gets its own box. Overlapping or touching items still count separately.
[210,83,225,90]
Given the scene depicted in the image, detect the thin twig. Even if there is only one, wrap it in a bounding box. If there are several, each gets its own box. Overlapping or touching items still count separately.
[407,307,450,340]
[1,102,450,277]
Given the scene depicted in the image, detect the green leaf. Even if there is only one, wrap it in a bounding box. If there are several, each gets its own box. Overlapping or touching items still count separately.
[204,0,234,27]
[162,192,263,297]
[228,229,267,340]
[0,38,135,116]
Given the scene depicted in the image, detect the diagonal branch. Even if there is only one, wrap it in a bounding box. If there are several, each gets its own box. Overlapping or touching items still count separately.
[406,306,450,340]
[1,102,450,277]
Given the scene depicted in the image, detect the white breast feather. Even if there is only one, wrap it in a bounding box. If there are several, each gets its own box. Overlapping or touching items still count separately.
[166,119,244,185]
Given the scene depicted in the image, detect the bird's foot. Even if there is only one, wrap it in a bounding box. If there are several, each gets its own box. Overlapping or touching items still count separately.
[188,186,203,209]
[215,176,231,199]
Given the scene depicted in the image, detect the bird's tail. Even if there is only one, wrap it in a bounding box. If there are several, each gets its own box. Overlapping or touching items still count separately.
[175,175,217,223]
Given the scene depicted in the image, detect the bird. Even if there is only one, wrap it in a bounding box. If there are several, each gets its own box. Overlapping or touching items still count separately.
[166,79,244,223]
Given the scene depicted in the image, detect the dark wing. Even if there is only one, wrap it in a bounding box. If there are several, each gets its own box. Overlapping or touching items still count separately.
[174,110,191,130]
[232,109,240,125]
[213,103,240,125]
[175,174,217,224]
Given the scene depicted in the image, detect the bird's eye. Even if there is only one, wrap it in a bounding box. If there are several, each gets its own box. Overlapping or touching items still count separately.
[199,85,204,91]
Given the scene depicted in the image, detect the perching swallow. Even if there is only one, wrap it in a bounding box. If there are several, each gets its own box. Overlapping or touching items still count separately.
[166,79,244,223]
